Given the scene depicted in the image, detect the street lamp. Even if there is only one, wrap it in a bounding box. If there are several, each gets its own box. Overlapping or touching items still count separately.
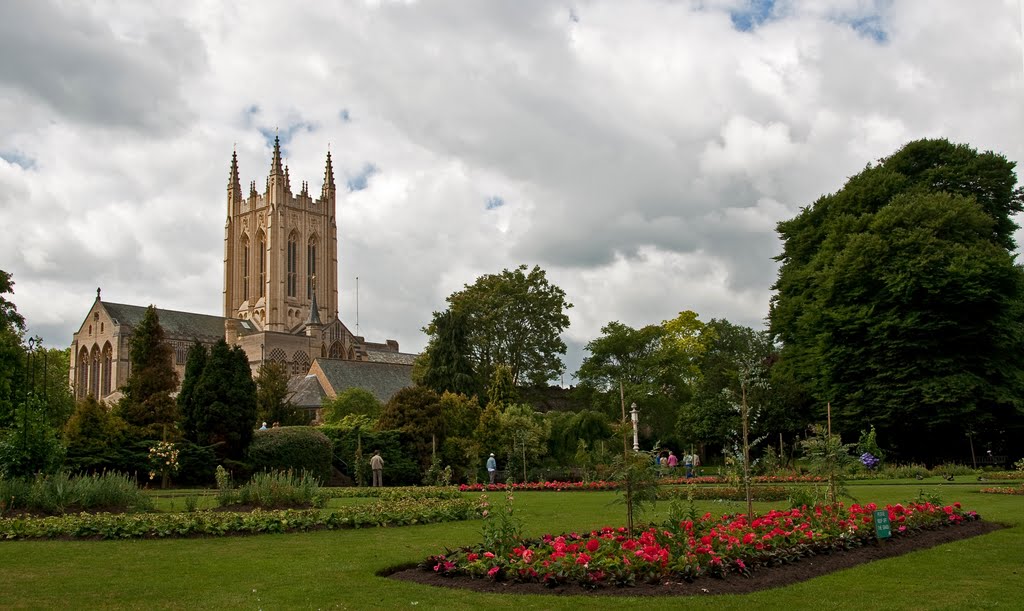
[630,402,639,452]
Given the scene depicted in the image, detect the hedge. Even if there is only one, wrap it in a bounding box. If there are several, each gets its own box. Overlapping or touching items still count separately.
[247,427,333,482]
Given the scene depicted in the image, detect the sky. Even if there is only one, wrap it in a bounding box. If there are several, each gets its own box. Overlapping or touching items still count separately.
[1,0,1023,383]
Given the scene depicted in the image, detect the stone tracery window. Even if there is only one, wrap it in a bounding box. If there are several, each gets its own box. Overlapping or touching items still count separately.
[287,233,298,298]
[307,235,318,299]
[242,234,250,302]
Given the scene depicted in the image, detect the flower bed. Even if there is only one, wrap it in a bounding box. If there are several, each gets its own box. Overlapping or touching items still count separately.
[458,474,825,493]
[325,486,463,500]
[657,486,791,502]
[979,486,1024,495]
[0,497,477,540]
[423,501,979,588]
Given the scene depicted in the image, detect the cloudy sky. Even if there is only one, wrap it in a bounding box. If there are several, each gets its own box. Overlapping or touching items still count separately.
[2,0,1023,381]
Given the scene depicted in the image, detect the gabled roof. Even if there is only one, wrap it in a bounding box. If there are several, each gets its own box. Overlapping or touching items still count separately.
[102,302,226,340]
[287,374,326,409]
[364,350,418,366]
[313,358,413,403]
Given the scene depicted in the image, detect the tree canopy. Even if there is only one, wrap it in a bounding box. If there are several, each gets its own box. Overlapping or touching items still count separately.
[435,264,572,388]
[417,308,477,397]
[181,339,257,459]
[114,306,179,438]
[770,138,1024,461]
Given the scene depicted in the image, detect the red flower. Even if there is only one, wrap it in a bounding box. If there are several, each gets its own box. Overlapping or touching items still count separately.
[586,538,600,552]
[576,552,591,565]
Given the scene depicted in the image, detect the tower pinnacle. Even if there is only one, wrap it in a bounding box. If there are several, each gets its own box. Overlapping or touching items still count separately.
[321,151,336,199]
[270,135,283,176]
[228,150,241,195]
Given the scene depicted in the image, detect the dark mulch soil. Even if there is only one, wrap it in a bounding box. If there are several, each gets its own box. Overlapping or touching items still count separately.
[386,520,1003,597]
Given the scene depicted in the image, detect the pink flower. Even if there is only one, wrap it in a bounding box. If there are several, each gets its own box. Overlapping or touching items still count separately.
[576,553,591,565]
[487,566,500,577]
[483,552,495,558]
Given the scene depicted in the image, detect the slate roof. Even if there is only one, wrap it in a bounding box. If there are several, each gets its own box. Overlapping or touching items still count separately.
[287,374,327,409]
[364,350,419,366]
[314,358,414,403]
[103,302,226,340]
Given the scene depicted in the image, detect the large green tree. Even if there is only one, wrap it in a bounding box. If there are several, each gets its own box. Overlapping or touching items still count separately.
[770,138,1024,461]
[436,264,572,388]
[0,270,25,426]
[376,385,444,471]
[417,308,477,397]
[575,312,705,446]
[114,306,179,439]
[322,387,382,424]
[182,339,257,459]
[255,361,306,425]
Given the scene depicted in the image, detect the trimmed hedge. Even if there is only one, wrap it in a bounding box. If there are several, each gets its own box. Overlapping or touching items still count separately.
[247,427,332,482]
[0,497,478,540]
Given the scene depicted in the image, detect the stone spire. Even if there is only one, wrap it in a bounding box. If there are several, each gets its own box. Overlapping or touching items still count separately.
[228,150,241,193]
[305,275,323,335]
[270,135,284,177]
[321,151,336,200]
[284,164,291,193]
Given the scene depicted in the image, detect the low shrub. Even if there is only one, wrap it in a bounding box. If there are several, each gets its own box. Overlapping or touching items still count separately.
[0,472,152,516]
[247,427,333,483]
[979,485,1024,495]
[216,468,327,509]
[324,486,463,500]
[0,497,478,540]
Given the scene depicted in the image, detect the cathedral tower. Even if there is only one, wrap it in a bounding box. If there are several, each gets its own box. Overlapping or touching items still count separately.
[222,138,339,333]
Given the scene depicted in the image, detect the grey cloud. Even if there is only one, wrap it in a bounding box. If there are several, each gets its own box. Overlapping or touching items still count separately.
[0,0,205,132]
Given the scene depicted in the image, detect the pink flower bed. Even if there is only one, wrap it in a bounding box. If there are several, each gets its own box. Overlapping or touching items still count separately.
[424,501,979,587]
[458,474,825,493]
[980,486,1024,495]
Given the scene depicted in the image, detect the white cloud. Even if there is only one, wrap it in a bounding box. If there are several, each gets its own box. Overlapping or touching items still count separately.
[1,0,1021,382]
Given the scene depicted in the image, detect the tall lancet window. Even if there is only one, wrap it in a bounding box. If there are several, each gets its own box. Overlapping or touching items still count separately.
[307,236,318,299]
[287,233,298,297]
[257,232,266,298]
[242,235,250,302]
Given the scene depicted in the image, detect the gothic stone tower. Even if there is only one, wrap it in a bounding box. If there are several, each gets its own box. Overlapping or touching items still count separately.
[222,137,339,332]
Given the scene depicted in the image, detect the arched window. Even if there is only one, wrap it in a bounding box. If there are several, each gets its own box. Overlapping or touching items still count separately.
[241,234,250,302]
[307,235,318,299]
[257,232,266,298]
[90,346,101,398]
[77,347,89,399]
[292,351,309,375]
[287,233,298,297]
[328,341,343,359]
[101,343,113,396]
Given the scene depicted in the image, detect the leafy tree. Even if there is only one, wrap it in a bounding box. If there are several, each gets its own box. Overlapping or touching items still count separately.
[184,339,257,460]
[575,312,706,447]
[0,395,66,477]
[486,364,517,410]
[438,264,572,387]
[418,308,477,397]
[0,270,25,426]
[322,387,382,424]
[376,385,443,471]
[676,320,779,452]
[114,306,179,439]
[63,395,126,472]
[436,391,483,482]
[492,403,549,482]
[771,139,1024,462]
[177,341,208,441]
[256,361,306,425]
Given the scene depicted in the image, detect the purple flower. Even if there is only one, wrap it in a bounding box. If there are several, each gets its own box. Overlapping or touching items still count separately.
[860,453,880,470]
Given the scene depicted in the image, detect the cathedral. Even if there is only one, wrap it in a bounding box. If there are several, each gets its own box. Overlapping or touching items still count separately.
[68,138,416,415]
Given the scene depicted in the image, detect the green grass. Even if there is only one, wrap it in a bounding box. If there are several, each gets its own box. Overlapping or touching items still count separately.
[1,483,1022,609]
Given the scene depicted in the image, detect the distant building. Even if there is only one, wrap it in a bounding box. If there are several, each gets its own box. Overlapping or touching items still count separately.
[69,138,416,413]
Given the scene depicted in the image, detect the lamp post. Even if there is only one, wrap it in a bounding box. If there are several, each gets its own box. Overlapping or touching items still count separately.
[630,402,639,452]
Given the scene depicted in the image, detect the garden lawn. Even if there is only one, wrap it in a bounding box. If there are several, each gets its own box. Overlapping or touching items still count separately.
[1,483,1021,610]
